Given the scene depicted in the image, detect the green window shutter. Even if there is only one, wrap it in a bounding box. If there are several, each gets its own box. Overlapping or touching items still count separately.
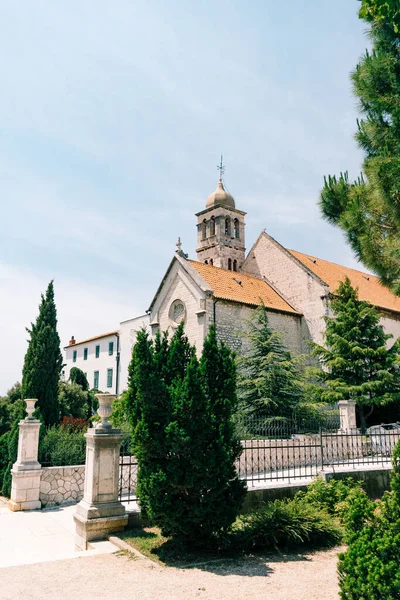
[95,345,100,358]
[94,371,99,389]
[84,348,88,360]
[73,350,77,363]
[109,342,114,356]
[107,368,113,388]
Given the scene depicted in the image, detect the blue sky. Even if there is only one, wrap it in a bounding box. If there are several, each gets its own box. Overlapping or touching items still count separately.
[0,1,368,393]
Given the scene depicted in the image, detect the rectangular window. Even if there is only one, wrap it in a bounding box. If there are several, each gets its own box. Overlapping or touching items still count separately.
[95,345,100,358]
[109,342,114,356]
[94,371,99,389]
[84,348,88,360]
[107,368,113,388]
[73,350,77,363]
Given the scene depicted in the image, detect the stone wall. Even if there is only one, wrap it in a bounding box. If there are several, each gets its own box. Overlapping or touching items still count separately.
[215,300,303,355]
[40,466,85,508]
[243,232,328,348]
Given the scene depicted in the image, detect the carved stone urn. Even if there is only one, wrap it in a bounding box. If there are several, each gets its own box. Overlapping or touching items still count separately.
[25,399,37,420]
[95,394,116,430]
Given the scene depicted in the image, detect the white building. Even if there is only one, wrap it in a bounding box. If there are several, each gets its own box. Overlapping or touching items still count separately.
[64,174,400,394]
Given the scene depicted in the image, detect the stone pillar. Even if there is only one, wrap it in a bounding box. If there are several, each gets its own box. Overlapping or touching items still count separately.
[8,399,42,512]
[74,394,128,550]
[338,400,357,432]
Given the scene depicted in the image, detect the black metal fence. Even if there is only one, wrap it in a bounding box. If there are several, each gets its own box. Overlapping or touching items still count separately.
[116,415,400,500]
[118,432,138,504]
[237,415,400,486]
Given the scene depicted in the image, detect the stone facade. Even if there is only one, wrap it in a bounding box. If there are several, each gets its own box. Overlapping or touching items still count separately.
[244,232,329,347]
[40,466,85,508]
[214,300,303,355]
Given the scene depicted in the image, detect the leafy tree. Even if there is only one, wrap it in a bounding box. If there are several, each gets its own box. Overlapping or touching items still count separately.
[311,277,400,431]
[128,324,245,544]
[359,0,400,33]
[69,367,89,391]
[237,304,304,418]
[21,281,63,427]
[320,14,400,294]
[0,382,22,404]
[110,389,129,428]
[58,381,89,420]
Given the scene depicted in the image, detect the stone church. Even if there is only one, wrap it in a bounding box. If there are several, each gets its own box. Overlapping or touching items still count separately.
[64,175,400,394]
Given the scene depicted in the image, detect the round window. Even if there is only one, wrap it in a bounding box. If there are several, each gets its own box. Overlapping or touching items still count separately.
[169,299,186,325]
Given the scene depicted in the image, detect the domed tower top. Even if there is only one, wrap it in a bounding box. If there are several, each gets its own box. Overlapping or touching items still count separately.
[206,178,235,209]
[195,156,246,271]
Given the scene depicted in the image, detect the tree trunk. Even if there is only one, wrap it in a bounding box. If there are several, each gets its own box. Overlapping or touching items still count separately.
[359,405,374,433]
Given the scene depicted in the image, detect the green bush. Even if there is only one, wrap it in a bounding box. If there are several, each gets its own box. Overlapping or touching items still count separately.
[0,432,10,495]
[231,499,342,551]
[1,419,20,497]
[338,441,400,599]
[295,477,361,516]
[39,426,86,466]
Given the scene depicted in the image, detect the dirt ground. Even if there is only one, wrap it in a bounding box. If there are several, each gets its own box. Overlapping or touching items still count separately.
[0,545,342,600]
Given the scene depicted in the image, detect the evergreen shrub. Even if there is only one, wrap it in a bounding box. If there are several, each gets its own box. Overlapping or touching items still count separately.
[0,432,10,495]
[232,499,342,551]
[295,477,361,516]
[128,324,246,546]
[338,441,400,599]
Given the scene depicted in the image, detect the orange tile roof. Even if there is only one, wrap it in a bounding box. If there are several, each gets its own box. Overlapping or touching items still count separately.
[189,261,299,314]
[64,330,119,349]
[289,249,400,314]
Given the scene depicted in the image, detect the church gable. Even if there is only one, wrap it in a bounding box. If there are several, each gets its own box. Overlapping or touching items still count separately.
[243,231,329,345]
[148,256,211,352]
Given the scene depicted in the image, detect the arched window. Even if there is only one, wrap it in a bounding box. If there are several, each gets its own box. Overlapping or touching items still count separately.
[234,219,240,239]
[210,216,215,236]
[225,217,231,236]
[201,219,207,240]
[210,258,213,266]
[233,259,237,272]
[204,260,208,264]
[228,258,232,271]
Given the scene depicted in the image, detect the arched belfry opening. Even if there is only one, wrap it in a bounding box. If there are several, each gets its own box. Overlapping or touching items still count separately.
[195,157,246,271]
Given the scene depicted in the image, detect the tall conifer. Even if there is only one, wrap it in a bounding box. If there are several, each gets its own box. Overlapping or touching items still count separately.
[311,277,400,431]
[237,305,304,418]
[21,281,63,427]
[127,324,245,544]
[320,13,400,294]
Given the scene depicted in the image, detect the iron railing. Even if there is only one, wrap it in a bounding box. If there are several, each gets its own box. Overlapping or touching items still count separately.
[118,432,138,504]
[237,422,399,486]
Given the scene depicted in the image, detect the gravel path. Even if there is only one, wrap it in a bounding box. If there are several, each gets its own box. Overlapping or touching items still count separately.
[1,546,342,600]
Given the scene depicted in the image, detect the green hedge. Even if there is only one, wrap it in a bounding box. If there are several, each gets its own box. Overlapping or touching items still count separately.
[39,427,86,467]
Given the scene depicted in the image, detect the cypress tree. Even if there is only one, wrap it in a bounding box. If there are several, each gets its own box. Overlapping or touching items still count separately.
[319,12,400,294]
[199,325,246,541]
[311,277,400,431]
[21,281,63,427]
[127,324,245,544]
[237,304,304,419]
[128,328,170,516]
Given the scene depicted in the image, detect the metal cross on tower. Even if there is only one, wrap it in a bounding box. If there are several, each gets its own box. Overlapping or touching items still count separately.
[217,154,225,180]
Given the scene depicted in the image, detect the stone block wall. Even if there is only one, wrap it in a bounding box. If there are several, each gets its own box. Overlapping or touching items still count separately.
[40,466,85,508]
[215,300,303,355]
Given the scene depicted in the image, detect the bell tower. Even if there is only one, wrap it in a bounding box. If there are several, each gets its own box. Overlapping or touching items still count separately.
[195,161,246,271]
